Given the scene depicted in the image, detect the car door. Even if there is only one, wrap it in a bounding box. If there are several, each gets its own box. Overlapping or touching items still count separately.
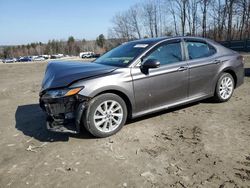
[131,39,189,115]
[183,39,220,99]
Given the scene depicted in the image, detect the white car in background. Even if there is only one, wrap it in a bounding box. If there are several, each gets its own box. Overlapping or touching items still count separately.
[51,54,64,59]
[41,55,50,59]
[3,58,17,63]
[33,56,46,61]
[80,51,94,58]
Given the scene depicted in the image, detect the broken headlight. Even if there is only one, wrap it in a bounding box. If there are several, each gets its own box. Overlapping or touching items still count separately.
[44,87,83,99]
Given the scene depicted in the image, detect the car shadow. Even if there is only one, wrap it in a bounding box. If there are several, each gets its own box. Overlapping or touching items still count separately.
[15,104,93,142]
[245,68,250,77]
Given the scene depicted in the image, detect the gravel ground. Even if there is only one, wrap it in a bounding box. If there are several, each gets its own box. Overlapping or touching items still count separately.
[0,57,249,188]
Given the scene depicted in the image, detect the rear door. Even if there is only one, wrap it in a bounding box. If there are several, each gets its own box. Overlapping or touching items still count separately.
[131,39,189,115]
[184,39,220,98]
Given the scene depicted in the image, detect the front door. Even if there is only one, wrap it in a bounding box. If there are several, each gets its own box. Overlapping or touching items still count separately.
[131,40,189,116]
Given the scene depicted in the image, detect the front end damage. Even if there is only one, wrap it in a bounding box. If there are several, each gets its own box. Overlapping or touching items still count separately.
[39,89,89,134]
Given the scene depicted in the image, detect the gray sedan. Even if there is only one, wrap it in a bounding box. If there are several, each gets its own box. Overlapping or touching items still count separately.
[39,37,244,137]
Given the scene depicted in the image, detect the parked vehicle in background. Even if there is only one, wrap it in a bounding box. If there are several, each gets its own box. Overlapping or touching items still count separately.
[40,36,244,138]
[51,54,64,59]
[33,56,46,61]
[41,55,50,59]
[80,52,94,58]
[3,58,16,63]
[18,56,32,62]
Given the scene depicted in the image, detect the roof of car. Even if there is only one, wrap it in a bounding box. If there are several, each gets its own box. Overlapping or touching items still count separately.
[131,37,171,44]
[130,36,211,45]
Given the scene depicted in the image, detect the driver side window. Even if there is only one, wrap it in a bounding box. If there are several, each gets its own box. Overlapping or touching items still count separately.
[144,42,182,66]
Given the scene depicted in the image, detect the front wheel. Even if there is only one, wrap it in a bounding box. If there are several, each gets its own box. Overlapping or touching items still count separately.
[83,93,127,138]
[213,73,235,102]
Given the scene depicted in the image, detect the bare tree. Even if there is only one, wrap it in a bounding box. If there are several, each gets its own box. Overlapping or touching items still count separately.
[111,12,134,41]
[187,0,198,35]
[171,0,188,35]
[153,2,158,37]
[143,1,156,37]
[226,0,236,40]
[245,0,250,39]
[244,0,250,39]
[210,0,227,40]
[238,0,250,39]
[128,5,142,39]
[168,0,179,35]
[199,0,210,37]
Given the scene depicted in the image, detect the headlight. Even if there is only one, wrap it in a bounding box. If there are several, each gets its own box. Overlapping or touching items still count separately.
[44,87,83,98]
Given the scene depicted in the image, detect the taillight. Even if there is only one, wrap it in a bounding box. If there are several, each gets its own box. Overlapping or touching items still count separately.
[237,55,244,64]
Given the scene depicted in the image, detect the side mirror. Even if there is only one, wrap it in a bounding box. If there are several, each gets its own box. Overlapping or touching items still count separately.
[141,59,160,69]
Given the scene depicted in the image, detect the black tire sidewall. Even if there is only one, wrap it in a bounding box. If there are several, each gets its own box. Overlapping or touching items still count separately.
[215,73,234,102]
[83,93,127,138]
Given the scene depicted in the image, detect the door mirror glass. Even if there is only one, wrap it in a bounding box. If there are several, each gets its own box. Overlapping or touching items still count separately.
[141,59,160,69]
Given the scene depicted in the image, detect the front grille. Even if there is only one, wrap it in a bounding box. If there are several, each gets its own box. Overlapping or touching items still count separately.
[47,103,65,114]
[41,96,78,119]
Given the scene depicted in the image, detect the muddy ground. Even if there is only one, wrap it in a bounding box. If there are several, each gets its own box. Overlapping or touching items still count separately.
[0,57,249,188]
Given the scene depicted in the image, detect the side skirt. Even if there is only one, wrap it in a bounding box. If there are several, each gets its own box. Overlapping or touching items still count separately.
[131,94,213,119]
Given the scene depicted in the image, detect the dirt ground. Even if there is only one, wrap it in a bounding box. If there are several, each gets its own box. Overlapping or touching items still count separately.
[0,57,249,188]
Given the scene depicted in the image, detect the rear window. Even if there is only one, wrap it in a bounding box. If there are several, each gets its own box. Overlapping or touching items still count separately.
[186,41,216,59]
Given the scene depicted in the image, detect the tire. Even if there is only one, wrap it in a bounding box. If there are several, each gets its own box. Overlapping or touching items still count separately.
[83,93,127,138]
[213,72,235,102]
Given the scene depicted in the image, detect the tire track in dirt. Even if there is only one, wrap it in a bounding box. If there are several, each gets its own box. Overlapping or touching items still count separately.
[139,125,249,187]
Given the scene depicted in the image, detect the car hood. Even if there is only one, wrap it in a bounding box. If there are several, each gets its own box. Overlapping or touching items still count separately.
[41,61,117,90]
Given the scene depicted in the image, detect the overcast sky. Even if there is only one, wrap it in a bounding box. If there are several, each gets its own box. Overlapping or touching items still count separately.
[0,0,142,45]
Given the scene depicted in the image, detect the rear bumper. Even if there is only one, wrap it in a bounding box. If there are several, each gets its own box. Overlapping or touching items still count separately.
[39,95,88,134]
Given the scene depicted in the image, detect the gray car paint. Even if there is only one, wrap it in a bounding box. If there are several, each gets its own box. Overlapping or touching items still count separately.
[71,68,135,111]
[39,37,244,122]
[130,39,189,115]
[50,36,244,119]
[41,61,117,90]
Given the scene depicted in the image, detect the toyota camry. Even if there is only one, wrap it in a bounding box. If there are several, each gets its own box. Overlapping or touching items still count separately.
[39,37,244,137]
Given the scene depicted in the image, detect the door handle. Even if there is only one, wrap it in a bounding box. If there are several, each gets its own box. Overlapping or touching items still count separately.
[177,66,188,71]
[213,60,221,64]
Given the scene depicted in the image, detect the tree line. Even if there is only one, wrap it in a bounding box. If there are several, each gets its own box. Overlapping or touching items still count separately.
[0,34,119,59]
[109,0,250,41]
[1,0,249,58]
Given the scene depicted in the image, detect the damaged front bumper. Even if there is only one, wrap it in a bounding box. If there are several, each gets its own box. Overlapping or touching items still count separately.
[39,93,89,134]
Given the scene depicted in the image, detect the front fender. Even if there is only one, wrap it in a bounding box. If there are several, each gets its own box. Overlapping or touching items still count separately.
[70,68,135,113]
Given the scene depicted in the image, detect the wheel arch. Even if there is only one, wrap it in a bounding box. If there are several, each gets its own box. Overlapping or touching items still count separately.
[220,68,237,88]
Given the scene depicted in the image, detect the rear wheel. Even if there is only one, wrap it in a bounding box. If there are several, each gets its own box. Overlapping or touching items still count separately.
[83,93,127,138]
[214,73,234,102]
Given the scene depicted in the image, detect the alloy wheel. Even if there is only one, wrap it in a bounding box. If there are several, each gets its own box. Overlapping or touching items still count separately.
[219,76,234,100]
[93,100,123,133]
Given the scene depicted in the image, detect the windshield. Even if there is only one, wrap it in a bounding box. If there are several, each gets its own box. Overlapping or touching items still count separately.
[94,42,150,67]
